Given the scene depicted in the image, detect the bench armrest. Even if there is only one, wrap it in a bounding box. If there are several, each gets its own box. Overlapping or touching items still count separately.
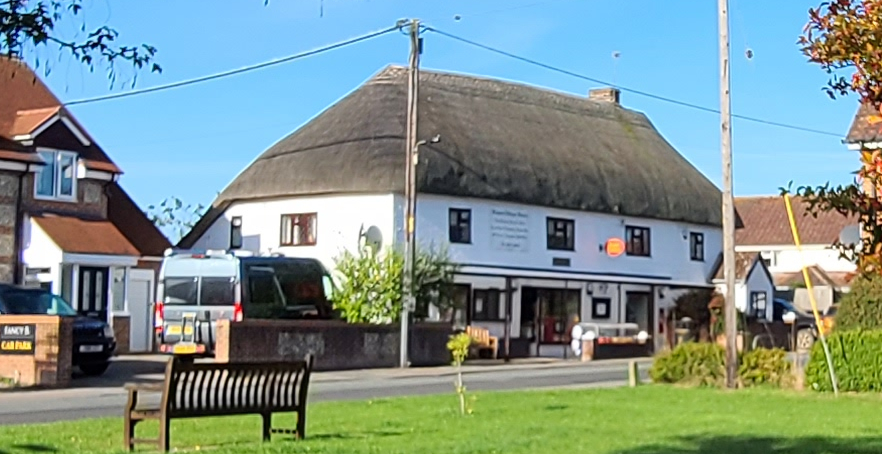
[124,382,164,392]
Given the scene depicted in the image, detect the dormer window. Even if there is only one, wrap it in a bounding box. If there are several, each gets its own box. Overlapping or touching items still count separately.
[35,149,77,201]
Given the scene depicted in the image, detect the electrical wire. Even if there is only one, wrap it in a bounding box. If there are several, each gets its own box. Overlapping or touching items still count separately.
[63,24,400,107]
[425,26,844,139]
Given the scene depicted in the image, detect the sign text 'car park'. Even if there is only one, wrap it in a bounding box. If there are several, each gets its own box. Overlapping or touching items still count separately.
[0,324,36,355]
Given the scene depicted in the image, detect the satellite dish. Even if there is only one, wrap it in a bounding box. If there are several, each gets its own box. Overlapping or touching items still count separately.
[358,224,383,253]
[839,224,861,250]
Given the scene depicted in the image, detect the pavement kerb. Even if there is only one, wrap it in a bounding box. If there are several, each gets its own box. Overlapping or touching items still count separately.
[311,357,654,383]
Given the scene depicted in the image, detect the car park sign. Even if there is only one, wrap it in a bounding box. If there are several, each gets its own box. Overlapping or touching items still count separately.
[0,324,36,355]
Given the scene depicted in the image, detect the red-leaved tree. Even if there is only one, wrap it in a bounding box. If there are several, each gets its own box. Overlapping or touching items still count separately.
[792,0,882,275]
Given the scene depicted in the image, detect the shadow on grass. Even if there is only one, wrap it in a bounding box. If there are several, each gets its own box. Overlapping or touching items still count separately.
[0,444,58,454]
[544,404,569,411]
[308,430,407,441]
[614,435,882,454]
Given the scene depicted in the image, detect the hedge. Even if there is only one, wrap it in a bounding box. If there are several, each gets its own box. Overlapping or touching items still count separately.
[806,329,882,392]
[833,274,882,332]
[650,342,726,387]
[650,342,791,388]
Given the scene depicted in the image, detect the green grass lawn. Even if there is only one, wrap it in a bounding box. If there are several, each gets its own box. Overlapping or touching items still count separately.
[2,386,882,454]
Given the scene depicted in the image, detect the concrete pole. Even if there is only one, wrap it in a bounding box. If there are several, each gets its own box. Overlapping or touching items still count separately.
[400,19,421,368]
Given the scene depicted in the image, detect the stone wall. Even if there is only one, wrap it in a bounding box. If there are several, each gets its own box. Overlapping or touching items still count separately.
[0,315,72,388]
[215,320,452,371]
[0,171,21,283]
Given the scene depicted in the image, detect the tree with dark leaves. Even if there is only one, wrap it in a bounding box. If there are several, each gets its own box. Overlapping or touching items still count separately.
[1,0,161,86]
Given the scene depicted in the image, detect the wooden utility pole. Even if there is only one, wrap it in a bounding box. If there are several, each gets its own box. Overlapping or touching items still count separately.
[718,0,738,388]
[400,18,421,369]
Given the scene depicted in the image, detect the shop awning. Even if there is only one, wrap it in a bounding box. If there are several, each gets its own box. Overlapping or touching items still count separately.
[457,264,714,289]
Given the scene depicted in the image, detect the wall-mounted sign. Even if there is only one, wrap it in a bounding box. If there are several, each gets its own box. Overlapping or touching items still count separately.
[0,324,36,355]
[490,209,529,252]
[605,238,626,257]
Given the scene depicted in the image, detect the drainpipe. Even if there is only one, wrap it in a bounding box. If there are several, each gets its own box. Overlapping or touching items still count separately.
[12,169,27,285]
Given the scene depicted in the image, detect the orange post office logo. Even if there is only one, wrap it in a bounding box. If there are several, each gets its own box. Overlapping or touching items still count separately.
[605,238,626,257]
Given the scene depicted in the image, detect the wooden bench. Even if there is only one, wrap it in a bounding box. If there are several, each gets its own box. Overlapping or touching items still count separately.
[124,355,314,452]
[466,326,498,359]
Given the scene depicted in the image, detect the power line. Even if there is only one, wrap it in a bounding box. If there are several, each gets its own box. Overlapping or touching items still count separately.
[424,26,844,139]
[64,25,400,107]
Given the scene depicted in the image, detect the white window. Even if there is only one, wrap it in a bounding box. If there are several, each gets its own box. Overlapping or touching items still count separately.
[760,251,778,268]
[34,149,77,201]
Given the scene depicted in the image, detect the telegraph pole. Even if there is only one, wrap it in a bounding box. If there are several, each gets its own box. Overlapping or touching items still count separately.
[718,0,738,388]
[400,18,421,368]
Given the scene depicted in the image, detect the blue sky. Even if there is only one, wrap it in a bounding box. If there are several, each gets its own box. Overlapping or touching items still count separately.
[31,0,858,211]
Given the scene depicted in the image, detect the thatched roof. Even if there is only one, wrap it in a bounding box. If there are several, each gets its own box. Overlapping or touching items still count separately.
[181,65,722,247]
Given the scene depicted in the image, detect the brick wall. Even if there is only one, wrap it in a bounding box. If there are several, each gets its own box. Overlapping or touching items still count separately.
[215,320,452,371]
[0,315,72,388]
[112,316,130,354]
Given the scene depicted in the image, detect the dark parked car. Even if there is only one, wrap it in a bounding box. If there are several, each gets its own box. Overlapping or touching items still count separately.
[772,298,818,352]
[0,284,116,376]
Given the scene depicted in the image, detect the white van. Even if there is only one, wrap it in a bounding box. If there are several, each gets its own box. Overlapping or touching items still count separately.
[154,249,335,358]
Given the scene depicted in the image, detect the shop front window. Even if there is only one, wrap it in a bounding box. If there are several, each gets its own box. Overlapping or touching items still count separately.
[533,288,581,344]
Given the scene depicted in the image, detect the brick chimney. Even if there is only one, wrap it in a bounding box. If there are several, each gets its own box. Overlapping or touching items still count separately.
[589,87,621,105]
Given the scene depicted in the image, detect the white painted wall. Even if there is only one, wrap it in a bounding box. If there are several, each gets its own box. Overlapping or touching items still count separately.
[189,192,722,356]
[408,194,721,284]
[22,218,63,293]
[737,245,855,274]
[191,194,397,273]
[192,193,721,287]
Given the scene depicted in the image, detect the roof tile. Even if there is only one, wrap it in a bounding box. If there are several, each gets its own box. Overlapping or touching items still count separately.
[713,252,761,281]
[32,214,140,256]
[734,196,856,246]
[846,103,882,144]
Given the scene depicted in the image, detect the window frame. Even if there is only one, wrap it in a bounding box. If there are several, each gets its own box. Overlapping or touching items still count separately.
[280,213,318,247]
[448,208,472,244]
[689,232,705,261]
[750,291,768,319]
[546,217,575,251]
[34,148,78,202]
[761,251,778,268]
[625,225,651,257]
[471,288,505,322]
[230,216,243,249]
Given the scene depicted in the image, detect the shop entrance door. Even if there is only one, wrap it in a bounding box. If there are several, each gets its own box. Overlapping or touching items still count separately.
[625,291,653,334]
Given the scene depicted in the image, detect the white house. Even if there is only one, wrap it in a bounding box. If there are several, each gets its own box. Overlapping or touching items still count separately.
[733,196,856,312]
[180,66,725,357]
[711,252,775,322]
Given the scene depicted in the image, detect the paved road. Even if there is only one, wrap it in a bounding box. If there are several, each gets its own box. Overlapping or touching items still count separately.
[0,357,652,426]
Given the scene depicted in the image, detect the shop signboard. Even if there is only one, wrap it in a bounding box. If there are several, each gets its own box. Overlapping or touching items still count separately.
[0,324,36,355]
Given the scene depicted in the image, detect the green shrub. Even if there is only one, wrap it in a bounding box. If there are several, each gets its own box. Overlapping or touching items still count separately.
[651,343,792,388]
[650,342,726,387]
[833,274,882,332]
[805,329,882,392]
[739,347,792,388]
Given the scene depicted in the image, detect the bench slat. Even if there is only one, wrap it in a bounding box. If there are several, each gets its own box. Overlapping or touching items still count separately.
[163,362,310,417]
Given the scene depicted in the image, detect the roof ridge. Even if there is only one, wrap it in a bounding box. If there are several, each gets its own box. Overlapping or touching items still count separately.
[16,106,60,115]
[367,64,643,116]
